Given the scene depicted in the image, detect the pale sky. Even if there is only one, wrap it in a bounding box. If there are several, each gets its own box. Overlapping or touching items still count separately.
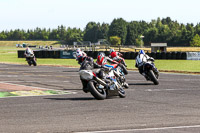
[0,0,199,31]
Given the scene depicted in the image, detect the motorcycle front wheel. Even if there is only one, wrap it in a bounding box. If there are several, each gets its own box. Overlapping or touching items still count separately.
[121,64,128,75]
[118,87,126,98]
[28,61,32,66]
[148,70,159,85]
[32,60,37,66]
[88,81,107,100]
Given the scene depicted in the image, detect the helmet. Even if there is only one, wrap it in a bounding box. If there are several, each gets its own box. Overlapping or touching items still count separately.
[75,50,84,62]
[26,47,33,55]
[110,49,115,53]
[76,48,81,51]
[139,50,145,55]
[97,52,106,65]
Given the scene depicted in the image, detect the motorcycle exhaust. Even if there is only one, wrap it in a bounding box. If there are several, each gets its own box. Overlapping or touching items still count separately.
[95,77,107,86]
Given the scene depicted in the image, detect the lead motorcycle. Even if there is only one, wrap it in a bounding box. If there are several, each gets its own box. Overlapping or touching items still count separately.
[143,59,159,85]
[79,60,126,100]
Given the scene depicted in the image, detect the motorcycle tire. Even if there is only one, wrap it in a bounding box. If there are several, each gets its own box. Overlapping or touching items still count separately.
[88,80,106,100]
[33,60,37,66]
[121,64,128,75]
[118,87,126,98]
[28,61,32,66]
[148,70,159,85]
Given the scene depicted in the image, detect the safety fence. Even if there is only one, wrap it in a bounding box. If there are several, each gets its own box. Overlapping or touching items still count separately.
[18,50,187,60]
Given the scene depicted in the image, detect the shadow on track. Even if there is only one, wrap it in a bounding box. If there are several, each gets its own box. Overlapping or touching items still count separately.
[44,97,94,101]
[128,83,154,85]
[62,70,79,72]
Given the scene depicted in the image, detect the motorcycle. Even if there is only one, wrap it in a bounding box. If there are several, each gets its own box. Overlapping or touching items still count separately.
[110,59,128,75]
[79,60,126,100]
[143,59,159,85]
[104,63,129,88]
[26,54,37,66]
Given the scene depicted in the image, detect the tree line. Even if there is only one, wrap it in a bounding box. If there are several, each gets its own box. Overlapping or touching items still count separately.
[1,17,200,47]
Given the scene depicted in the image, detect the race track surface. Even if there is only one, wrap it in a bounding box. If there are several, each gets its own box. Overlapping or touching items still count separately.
[0,63,200,133]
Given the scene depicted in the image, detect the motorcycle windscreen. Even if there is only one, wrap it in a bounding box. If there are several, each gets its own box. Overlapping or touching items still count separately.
[79,70,94,80]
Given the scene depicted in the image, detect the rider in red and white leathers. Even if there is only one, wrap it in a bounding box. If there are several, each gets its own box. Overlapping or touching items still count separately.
[96,52,118,66]
[109,49,127,67]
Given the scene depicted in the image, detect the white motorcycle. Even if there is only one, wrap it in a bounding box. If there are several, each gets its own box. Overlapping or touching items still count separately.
[79,61,126,100]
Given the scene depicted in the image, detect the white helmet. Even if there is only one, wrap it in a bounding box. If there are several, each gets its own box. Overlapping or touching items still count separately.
[110,49,115,53]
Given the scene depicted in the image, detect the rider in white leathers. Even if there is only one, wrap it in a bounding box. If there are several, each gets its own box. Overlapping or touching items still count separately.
[135,50,154,76]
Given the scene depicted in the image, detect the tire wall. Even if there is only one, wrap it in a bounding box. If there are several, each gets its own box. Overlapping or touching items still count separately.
[18,50,187,60]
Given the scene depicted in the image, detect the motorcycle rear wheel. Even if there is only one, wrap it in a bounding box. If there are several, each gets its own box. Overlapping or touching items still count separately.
[148,70,159,85]
[88,81,106,100]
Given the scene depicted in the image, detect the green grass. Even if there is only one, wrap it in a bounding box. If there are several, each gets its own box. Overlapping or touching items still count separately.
[126,59,200,72]
[1,46,200,73]
[0,41,62,47]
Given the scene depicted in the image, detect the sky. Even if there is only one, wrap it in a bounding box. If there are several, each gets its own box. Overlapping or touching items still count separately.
[0,0,200,31]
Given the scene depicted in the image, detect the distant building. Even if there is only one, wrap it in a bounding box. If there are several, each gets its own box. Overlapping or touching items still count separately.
[151,43,167,52]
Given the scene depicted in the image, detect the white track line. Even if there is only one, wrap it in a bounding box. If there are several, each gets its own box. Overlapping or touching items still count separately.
[76,125,200,133]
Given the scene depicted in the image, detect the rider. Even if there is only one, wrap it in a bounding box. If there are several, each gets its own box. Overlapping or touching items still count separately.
[109,49,127,67]
[96,52,118,66]
[135,50,154,76]
[76,48,87,62]
[97,52,129,88]
[75,51,109,93]
[24,47,35,61]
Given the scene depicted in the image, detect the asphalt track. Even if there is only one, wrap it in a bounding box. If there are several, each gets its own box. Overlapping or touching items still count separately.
[0,63,200,133]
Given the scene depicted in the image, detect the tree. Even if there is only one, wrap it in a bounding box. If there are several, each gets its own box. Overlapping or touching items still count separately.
[109,36,121,46]
[190,34,200,47]
[97,23,109,40]
[84,22,98,43]
[65,27,83,45]
[108,18,127,45]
